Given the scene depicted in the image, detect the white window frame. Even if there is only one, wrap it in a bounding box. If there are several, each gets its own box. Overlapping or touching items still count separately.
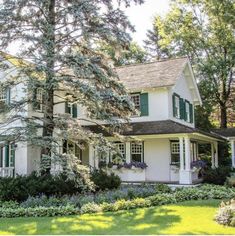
[175,96,180,118]
[171,142,180,154]
[0,88,7,104]
[116,142,126,162]
[67,102,73,118]
[185,101,190,122]
[131,93,141,116]
[36,88,44,112]
[131,142,143,162]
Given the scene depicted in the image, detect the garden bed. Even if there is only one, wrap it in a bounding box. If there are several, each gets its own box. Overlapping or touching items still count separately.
[0,184,235,218]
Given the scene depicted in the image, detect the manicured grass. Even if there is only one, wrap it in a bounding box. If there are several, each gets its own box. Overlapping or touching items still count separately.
[0,200,234,235]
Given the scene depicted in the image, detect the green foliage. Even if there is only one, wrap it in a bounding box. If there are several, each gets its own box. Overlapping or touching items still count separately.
[1,184,235,218]
[147,0,235,128]
[0,206,79,218]
[226,175,235,188]
[202,166,231,185]
[80,202,102,214]
[0,171,94,202]
[98,41,147,66]
[91,170,121,191]
[215,199,235,227]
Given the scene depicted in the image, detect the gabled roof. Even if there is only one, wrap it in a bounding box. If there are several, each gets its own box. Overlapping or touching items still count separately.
[116,57,188,91]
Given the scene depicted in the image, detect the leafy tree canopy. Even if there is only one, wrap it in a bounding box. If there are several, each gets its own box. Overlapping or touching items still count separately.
[146,0,235,128]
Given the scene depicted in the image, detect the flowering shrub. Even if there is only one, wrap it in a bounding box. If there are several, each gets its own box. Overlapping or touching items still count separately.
[191,160,207,169]
[117,161,148,169]
[215,199,235,227]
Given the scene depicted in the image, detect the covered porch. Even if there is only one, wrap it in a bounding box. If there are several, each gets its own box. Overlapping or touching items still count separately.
[213,128,235,168]
[87,132,222,185]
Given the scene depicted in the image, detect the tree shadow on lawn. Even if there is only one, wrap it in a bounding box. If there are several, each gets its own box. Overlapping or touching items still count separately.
[0,207,181,235]
[0,200,233,235]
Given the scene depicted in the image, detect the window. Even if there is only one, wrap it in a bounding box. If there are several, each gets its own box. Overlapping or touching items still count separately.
[67,102,73,117]
[112,142,126,163]
[131,142,143,162]
[65,102,77,118]
[173,93,181,118]
[185,101,190,122]
[9,144,15,167]
[65,141,81,159]
[35,88,44,111]
[131,94,141,115]
[0,88,7,103]
[171,141,180,164]
[1,143,15,168]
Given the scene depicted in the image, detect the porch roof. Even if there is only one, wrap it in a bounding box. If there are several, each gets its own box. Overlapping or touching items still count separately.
[87,120,224,141]
[212,128,235,139]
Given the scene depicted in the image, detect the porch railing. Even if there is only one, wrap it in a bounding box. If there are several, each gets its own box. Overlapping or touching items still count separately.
[0,167,14,177]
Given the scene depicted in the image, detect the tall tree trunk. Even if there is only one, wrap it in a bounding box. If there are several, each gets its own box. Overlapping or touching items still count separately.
[220,103,227,128]
[41,0,56,174]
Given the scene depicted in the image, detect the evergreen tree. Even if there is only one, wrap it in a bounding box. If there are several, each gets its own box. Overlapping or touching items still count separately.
[0,0,142,173]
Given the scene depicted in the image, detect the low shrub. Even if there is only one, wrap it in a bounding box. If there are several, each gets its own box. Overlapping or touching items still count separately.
[0,171,93,202]
[215,199,235,227]
[1,184,235,218]
[91,170,121,191]
[80,202,102,214]
[226,175,235,187]
[0,206,79,218]
[0,201,19,209]
[202,166,231,185]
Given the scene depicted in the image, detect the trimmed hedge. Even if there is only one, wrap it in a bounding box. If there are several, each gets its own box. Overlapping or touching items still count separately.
[0,206,79,218]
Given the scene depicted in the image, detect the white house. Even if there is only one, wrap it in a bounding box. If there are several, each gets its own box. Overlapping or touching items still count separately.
[0,53,225,185]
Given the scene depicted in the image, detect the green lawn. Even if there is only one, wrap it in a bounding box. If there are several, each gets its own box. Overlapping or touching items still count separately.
[0,200,234,235]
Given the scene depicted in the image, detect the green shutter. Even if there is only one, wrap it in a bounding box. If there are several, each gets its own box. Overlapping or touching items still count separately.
[72,104,77,118]
[32,89,39,110]
[65,101,70,114]
[140,93,148,116]
[172,94,177,117]
[10,144,15,167]
[5,144,9,167]
[180,98,185,120]
[189,103,194,123]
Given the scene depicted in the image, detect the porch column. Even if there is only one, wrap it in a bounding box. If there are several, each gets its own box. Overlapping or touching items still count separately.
[179,136,192,185]
[214,142,218,168]
[88,145,95,168]
[211,143,215,169]
[185,137,191,171]
[179,137,184,171]
[231,140,235,168]
[126,142,131,163]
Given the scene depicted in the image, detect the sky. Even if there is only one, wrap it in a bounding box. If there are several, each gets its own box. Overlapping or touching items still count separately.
[125,0,170,46]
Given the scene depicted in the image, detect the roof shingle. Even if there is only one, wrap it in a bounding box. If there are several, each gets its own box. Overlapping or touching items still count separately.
[116,57,188,91]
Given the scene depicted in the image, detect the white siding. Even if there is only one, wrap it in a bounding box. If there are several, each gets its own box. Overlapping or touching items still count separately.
[144,139,171,181]
[169,72,195,128]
